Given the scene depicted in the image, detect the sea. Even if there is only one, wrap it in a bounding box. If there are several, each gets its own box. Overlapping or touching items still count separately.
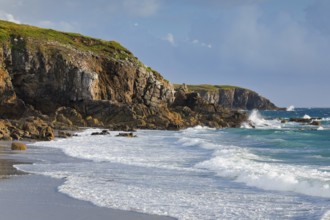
[16,107,330,220]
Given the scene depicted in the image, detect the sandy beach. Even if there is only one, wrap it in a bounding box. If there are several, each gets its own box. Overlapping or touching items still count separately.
[0,142,175,220]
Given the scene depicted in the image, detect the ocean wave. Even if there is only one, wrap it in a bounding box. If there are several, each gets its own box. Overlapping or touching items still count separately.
[28,129,200,172]
[322,210,330,220]
[15,127,330,219]
[182,126,217,133]
[196,146,330,198]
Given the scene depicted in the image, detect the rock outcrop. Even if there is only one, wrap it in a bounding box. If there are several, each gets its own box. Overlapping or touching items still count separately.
[0,117,54,141]
[171,88,247,128]
[175,84,278,110]
[0,20,249,137]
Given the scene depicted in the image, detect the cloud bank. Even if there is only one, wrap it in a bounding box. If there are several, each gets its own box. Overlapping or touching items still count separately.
[0,11,20,23]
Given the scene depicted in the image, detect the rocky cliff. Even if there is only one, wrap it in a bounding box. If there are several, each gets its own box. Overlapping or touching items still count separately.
[0,20,248,140]
[174,84,278,110]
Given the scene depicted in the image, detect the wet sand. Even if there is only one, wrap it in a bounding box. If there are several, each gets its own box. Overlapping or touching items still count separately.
[0,141,176,220]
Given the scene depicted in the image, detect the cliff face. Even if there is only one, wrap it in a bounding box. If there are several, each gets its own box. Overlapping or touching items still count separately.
[1,33,174,114]
[175,85,278,110]
[0,20,247,137]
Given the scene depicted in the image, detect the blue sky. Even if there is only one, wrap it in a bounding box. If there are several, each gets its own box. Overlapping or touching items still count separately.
[0,0,329,107]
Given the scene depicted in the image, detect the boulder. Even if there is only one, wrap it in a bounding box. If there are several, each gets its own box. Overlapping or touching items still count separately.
[57,131,73,138]
[0,120,11,139]
[289,118,312,123]
[310,121,321,126]
[21,117,55,140]
[116,132,137,138]
[55,107,86,127]
[41,126,55,141]
[91,130,110,135]
[11,142,27,150]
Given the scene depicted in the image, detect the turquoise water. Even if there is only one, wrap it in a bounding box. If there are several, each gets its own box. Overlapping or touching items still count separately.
[16,108,330,220]
[246,108,330,166]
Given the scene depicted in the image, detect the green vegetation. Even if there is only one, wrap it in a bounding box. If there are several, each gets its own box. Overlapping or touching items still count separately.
[0,20,133,59]
[217,85,246,90]
[174,84,247,91]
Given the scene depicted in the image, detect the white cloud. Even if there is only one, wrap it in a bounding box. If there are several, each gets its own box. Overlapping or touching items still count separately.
[163,33,175,46]
[0,11,21,24]
[191,39,212,49]
[213,5,330,76]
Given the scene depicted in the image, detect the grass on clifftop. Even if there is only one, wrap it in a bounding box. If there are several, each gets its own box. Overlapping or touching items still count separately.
[0,20,133,59]
[174,84,246,91]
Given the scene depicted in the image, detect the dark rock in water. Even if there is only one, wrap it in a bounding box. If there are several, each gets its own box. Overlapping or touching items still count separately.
[116,132,137,138]
[289,118,321,126]
[57,131,73,138]
[167,123,181,130]
[11,142,27,150]
[289,118,312,124]
[289,118,312,123]
[310,121,321,126]
[91,130,110,136]
[248,122,256,129]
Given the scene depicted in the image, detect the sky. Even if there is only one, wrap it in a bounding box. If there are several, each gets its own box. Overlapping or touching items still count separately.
[0,0,329,107]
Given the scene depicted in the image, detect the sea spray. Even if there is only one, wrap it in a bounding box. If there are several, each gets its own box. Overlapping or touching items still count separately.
[241,110,281,129]
[303,114,311,119]
[287,105,295,111]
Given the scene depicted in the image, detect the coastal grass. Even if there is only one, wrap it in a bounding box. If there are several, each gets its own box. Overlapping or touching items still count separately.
[0,20,133,59]
[174,84,247,91]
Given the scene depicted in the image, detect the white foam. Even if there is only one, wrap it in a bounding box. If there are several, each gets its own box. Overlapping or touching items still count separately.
[183,126,216,133]
[18,128,330,219]
[16,159,325,220]
[196,146,330,198]
[322,210,330,220]
[241,110,282,129]
[29,129,200,172]
[318,126,325,130]
[286,105,295,111]
[303,114,311,119]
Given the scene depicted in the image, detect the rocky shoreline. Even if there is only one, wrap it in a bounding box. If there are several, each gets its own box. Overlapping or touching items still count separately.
[0,20,257,142]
